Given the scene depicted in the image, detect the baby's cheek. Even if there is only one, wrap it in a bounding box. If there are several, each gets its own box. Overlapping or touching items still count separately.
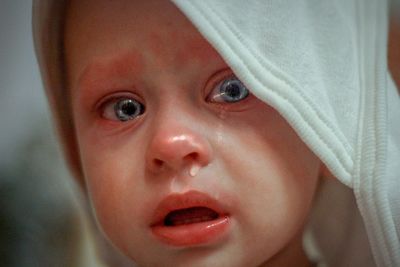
[85,164,143,252]
[220,110,319,220]
[85,165,121,223]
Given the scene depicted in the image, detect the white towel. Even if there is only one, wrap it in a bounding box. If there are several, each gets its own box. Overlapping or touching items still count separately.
[170,0,400,266]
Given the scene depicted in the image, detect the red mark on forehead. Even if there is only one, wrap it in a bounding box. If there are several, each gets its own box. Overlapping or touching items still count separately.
[78,50,145,90]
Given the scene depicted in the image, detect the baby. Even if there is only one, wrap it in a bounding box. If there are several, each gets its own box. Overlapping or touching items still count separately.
[33,0,400,266]
[65,1,321,266]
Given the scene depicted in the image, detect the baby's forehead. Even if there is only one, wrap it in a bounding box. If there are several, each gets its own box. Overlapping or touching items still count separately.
[65,0,225,88]
[66,0,207,50]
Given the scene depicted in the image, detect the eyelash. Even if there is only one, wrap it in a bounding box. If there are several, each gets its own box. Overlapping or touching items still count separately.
[99,75,250,122]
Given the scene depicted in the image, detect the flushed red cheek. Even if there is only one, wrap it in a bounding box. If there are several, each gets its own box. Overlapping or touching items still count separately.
[87,167,136,232]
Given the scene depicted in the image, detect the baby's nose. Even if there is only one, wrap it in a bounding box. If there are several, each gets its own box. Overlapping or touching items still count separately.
[145,126,213,175]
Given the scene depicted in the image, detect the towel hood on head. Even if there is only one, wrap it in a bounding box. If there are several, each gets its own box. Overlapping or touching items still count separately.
[33,0,400,266]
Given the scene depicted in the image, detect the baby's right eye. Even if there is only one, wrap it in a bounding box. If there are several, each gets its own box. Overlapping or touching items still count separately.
[102,97,145,122]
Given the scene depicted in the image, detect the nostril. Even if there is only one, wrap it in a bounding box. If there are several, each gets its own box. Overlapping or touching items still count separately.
[153,159,164,167]
[183,152,199,162]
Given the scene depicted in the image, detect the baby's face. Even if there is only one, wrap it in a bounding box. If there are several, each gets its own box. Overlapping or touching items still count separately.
[66,0,321,266]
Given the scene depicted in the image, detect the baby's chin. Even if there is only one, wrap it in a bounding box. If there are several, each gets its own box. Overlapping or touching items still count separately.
[126,242,264,267]
[111,227,304,267]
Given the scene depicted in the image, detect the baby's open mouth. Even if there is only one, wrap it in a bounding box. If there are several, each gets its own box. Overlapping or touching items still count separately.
[150,191,231,246]
[164,206,219,226]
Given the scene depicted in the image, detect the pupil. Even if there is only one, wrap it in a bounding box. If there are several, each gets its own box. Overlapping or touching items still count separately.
[217,77,249,103]
[225,83,241,98]
[121,101,137,115]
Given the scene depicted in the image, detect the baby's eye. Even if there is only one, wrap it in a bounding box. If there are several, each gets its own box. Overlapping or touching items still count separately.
[102,97,145,122]
[208,76,249,103]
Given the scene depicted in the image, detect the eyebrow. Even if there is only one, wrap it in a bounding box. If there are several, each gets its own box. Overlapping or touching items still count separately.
[71,52,145,107]
[77,51,144,90]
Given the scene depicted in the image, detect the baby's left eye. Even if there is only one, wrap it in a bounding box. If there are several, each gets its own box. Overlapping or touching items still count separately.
[208,76,249,103]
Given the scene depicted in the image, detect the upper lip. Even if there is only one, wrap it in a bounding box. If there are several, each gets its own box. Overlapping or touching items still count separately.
[150,190,228,227]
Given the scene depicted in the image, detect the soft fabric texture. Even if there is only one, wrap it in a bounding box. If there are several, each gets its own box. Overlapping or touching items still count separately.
[33,0,400,266]
[170,1,400,266]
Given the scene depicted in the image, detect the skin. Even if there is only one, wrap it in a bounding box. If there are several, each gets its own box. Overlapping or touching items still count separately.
[65,1,337,267]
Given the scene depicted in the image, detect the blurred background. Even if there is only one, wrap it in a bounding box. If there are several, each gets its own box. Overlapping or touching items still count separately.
[0,1,103,266]
[0,1,398,267]
[0,1,137,266]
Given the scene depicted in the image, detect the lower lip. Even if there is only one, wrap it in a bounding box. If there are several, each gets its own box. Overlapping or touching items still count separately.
[151,216,230,247]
